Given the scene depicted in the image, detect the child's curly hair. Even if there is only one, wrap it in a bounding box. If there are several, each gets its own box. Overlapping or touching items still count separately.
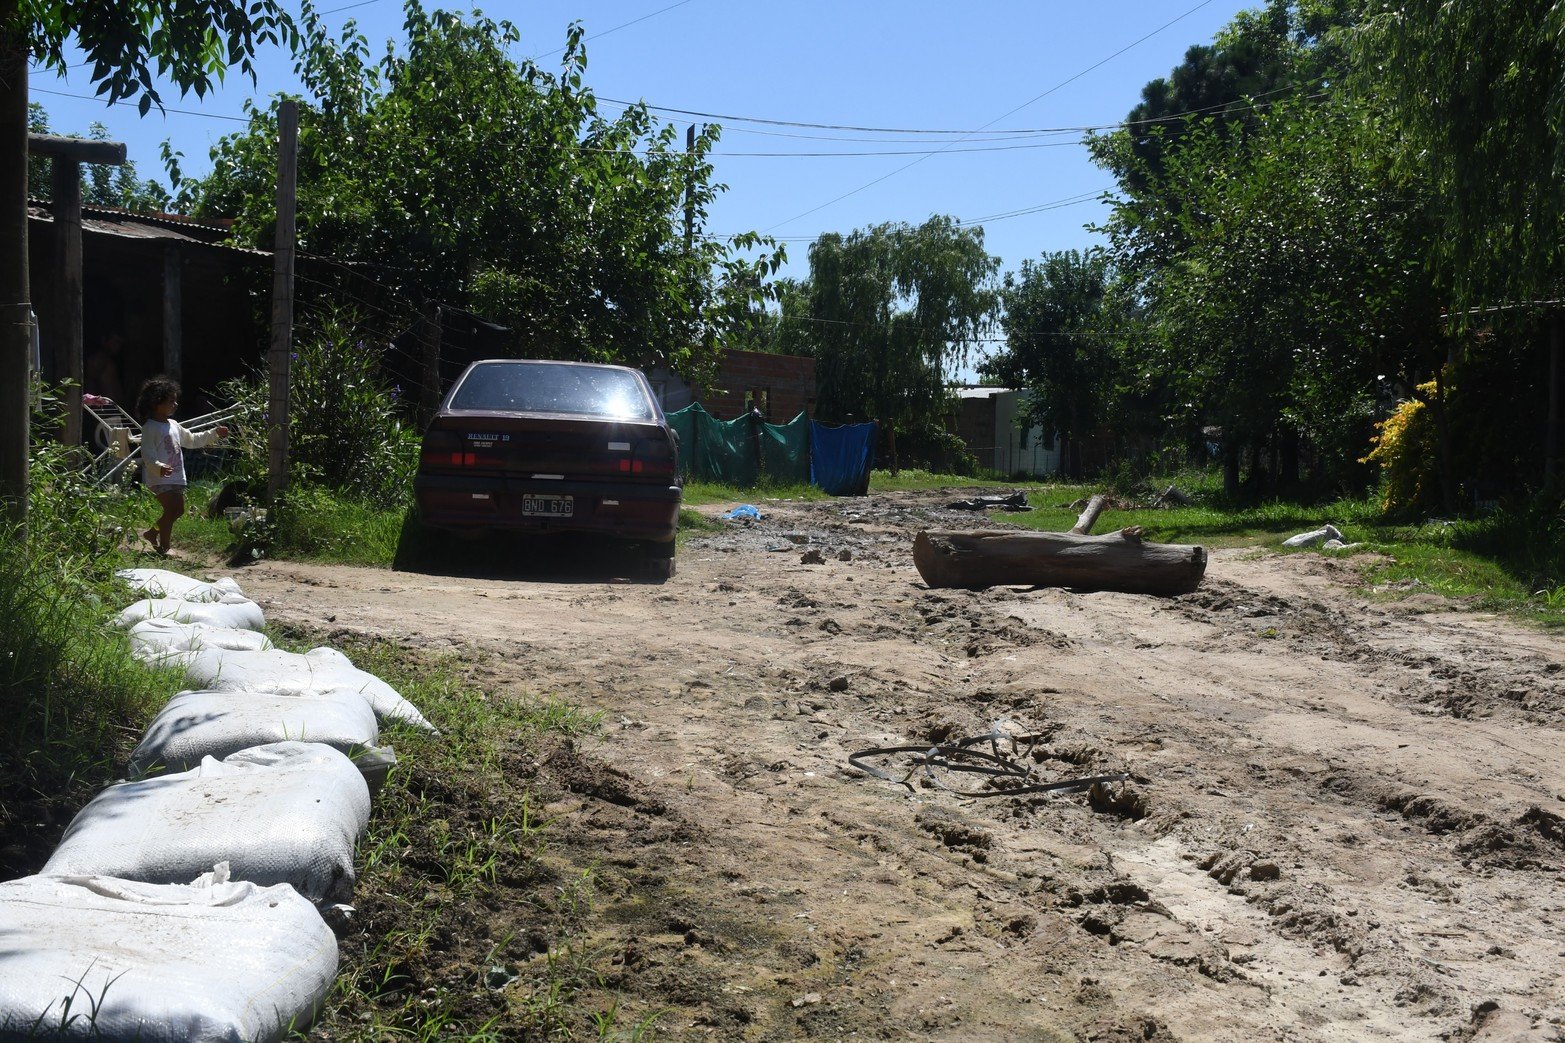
[135,376,180,422]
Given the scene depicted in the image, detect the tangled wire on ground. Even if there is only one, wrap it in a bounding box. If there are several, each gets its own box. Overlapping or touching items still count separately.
[849,728,1129,799]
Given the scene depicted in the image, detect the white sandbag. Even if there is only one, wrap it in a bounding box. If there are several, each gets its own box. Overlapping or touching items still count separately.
[115,567,245,603]
[169,646,436,733]
[114,596,265,633]
[1281,523,1343,548]
[128,618,274,657]
[127,688,381,780]
[44,742,370,905]
[0,866,336,1042]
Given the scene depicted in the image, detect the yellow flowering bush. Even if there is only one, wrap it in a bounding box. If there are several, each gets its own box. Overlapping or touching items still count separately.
[1362,380,1440,514]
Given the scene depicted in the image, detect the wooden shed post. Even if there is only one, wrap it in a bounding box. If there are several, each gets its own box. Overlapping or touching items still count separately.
[420,301,442,424]
[49,156,81,445]
[162,246,182,380]
[28,134,125,447]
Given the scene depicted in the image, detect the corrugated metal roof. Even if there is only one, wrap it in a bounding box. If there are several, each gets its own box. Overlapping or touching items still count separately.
[27,203,268,257]
[954,385,1019,399]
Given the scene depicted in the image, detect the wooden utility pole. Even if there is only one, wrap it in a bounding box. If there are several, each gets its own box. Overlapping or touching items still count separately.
[0,11,29,525]
[683,124,695,251]
[266,100,299,505]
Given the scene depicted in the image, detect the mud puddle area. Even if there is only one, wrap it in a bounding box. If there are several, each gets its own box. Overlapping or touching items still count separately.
[242,491,1565,1041]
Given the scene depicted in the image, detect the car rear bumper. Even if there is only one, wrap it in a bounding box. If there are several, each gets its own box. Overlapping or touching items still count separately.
[414,473,681,542]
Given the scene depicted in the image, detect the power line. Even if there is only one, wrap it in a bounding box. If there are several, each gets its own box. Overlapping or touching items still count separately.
[708,188,1108,242]
[18,86,1085,158]
[30,86,256,124]
[600,74,1301,139]
[955,190,1108,226]
[528,0,699,61]
[763,0,1218,232]
[318,0,392,14]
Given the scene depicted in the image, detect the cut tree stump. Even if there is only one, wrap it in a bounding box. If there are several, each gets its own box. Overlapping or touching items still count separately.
[912,527,1208,595]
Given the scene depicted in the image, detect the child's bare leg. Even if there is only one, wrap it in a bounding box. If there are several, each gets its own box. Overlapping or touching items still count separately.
[153,489,184,552]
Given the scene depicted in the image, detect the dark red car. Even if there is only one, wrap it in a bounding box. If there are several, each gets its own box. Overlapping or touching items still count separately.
[414,360,681,577]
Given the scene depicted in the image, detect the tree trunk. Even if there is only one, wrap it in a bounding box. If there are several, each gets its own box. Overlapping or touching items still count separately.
[419,302,442,426]
[1280,428,1300,488]
[1547,313,1560,485]
[913,528,1208,596]
[0,17,30,526]
[1222,441,1239,498]
[1431,363,1456,515]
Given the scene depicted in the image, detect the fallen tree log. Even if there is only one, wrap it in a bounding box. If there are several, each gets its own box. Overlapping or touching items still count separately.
[1070,493,1107,535]
[913,527,1207,595]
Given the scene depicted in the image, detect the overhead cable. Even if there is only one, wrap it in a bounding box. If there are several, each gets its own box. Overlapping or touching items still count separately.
[762,0,1219,231]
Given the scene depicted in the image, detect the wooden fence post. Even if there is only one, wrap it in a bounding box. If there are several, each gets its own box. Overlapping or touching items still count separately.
[266,100,299,505]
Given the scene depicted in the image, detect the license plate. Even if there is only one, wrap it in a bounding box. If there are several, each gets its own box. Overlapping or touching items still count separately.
[522,494,573,517]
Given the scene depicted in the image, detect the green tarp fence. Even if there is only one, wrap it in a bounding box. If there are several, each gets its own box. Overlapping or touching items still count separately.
[666,403,810,487]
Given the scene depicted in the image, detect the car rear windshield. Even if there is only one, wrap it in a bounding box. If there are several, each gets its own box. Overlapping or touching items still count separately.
[448,362,655,420]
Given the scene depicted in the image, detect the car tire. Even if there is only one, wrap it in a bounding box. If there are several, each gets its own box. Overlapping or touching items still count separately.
[641,540,676,581]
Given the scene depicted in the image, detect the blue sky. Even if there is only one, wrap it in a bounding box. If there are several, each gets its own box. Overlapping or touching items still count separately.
[29,1,1254,296]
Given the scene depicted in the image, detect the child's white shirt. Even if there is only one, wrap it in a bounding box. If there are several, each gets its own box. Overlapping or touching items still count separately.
[141,418,220,488]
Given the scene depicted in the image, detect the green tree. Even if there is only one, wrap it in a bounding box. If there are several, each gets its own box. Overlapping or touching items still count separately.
[1097,95,1443,495]
[781,216,999,466]
[982,249,1115,477]
[27,106,172,210]
[1364,0,1565,308]
[1095,1,1364,269]
[2,0,292,522]
[1365,0,1565,484]
[180,2,780,383]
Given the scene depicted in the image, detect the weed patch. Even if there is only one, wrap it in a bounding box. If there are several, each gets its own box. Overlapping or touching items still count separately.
[281,633,669,1040]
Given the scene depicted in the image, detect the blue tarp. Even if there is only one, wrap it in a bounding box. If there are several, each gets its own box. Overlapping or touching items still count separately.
[809,420,877,496]
[666,405,872,495]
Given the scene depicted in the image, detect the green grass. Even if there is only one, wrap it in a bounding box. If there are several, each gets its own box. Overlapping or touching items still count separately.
[1000,480,1565,628]
[867,467,1016,492]
[680,478,830,507]
[261,632,644,1041]
[0,517,190,879]
[179,483,405,567]
[1008,486,1383,548]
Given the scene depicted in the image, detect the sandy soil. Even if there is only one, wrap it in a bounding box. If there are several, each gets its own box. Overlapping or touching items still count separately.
[240,490,1565,1042]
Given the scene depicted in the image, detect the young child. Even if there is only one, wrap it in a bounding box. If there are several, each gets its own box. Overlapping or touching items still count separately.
[135,376,229,555]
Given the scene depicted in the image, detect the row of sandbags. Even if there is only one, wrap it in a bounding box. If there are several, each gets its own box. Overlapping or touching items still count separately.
[0,567,436,1042]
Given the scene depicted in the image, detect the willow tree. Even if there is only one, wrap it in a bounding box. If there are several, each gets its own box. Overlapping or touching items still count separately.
[785,216,999,467]
[1365,0,1565,481]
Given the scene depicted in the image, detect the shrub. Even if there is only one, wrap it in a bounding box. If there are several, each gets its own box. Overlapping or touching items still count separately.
[1361,380,1441,515]
[222,308,420,509]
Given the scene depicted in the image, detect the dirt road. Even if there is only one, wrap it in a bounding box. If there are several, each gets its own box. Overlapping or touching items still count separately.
[242,491,1565,1041]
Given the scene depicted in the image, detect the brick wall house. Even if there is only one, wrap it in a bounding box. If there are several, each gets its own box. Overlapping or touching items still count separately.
[647,348,816,420]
